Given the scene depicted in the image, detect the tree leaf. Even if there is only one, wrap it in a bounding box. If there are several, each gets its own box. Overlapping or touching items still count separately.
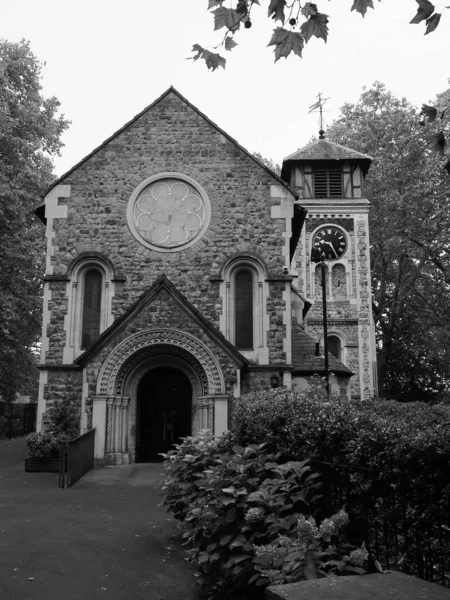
[213,6,241,31]
[410,0,434,24]
[300,13,329,43]
[268,0,286,22]
[225,36,238,51]
[189,45,226,71]
[351,0,375,18]
[268,28,304,61]
[301,3,318,18]
[208,0,223,9]
[425,12,441,34]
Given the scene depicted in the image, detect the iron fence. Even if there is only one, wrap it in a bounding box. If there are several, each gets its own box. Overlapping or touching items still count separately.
[0,403,37,440]
[311,457,450,587]
[59,428,96,488]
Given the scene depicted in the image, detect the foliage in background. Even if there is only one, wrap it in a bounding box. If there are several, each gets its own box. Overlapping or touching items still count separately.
[326,81,450,401]
[161,432,365,599]
[233,387,450,584]
[0,39,69,401]
[253,152,281,175]
[191,1,447,71]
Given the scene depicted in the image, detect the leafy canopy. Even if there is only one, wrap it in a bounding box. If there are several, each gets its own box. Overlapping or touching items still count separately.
[327,82,450,401]
[0,39,69,401]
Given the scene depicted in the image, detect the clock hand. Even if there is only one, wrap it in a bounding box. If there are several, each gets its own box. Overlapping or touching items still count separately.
[325,241,339,258]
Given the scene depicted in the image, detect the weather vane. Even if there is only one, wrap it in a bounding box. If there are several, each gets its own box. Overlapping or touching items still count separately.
[309,92,329,139]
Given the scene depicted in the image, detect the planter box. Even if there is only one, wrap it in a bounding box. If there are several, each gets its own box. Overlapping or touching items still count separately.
[25,457,60,472]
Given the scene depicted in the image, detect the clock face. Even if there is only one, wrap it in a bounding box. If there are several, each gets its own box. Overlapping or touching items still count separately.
[312,226,347,261]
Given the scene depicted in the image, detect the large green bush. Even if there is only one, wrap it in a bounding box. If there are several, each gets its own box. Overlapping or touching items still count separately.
[161,432,366,599]
[232,386,450,583]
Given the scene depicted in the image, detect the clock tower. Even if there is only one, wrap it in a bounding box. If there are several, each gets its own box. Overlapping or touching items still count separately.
[281,134,377,400]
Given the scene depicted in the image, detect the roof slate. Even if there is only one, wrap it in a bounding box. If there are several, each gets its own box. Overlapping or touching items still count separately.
[284,138,373,163]
[292,325,353,376]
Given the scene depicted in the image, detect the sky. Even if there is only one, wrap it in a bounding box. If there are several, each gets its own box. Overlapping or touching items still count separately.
[2,0,449,177]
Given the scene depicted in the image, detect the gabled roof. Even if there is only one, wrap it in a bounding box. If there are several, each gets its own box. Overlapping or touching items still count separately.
[75,274,249,369]
[282,138,372,178]
[44,86,296,199]
[292,326,353,376]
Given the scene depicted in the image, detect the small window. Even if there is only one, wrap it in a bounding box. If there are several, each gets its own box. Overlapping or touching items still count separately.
[313,167,343,198]
[81,269,102,349]
[327,335,342,361]
[235,269,253,349]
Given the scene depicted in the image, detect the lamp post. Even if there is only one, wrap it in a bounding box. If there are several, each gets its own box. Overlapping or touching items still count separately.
[320,260,330,396]
[311,248,330,396]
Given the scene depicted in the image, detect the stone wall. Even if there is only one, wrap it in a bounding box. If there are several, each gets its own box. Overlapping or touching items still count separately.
[43,91,293,371]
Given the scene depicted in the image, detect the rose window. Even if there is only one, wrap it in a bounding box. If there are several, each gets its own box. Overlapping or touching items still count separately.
[129,177,209,251]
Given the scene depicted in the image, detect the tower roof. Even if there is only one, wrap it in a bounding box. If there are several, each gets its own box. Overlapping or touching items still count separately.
[282,138,372,178]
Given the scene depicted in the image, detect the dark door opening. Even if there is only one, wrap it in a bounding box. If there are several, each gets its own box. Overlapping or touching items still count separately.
[136,367,192,462]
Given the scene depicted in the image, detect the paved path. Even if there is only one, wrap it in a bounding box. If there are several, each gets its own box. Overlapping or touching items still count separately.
[0,438,200,600]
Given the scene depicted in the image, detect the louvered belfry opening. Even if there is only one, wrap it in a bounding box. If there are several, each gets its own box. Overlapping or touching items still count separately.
[81,269,102,349]
[313,165,343,198]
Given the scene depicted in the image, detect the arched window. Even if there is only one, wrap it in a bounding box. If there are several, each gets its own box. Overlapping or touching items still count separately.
[64,255,116,361]
[81,269,102,349]
[235,269,254,349]
[332,264,347,299]
[219,256,269,362]
[327,335,342,361]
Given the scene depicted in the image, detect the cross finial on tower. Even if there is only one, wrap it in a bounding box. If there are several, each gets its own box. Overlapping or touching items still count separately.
[308,93,329,139]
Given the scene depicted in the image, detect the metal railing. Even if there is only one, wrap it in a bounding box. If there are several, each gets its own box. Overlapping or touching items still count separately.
[0,403,36,440]
[311,457,450,587]
[59,428,96,488]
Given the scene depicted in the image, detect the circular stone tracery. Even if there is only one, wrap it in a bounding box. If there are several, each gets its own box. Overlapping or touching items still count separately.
[127,174,211,252]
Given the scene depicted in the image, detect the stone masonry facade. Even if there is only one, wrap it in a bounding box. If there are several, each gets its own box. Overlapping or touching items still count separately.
[37,88,377,463]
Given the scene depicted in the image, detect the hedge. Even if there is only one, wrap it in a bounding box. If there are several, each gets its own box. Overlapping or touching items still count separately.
[232,385,450,584]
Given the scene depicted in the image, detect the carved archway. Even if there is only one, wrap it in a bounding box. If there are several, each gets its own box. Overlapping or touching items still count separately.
[97,328,225,396]
[95,329,226,464]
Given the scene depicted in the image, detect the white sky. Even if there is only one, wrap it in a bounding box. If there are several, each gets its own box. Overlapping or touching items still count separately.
[2,0,449,177]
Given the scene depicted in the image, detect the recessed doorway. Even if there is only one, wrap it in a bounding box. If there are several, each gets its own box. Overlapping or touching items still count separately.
[136,367,192,462]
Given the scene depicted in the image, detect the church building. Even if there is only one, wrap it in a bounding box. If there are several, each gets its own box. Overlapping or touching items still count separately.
[36,88,377,464]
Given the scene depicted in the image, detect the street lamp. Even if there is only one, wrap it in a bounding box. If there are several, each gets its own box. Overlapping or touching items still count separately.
[310,226,348,396]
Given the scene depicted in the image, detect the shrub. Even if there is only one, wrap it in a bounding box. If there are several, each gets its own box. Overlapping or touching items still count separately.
[46,398,79,438]
[26,431,69,459]
[232,387,450,582]
[26,398,79,458]
[161,432,364,599]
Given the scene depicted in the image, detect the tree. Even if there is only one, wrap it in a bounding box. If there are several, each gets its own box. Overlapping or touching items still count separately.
[0,39,69,401]
[253,151,281,175]
[326,82,450,401]
[191,1,447,71]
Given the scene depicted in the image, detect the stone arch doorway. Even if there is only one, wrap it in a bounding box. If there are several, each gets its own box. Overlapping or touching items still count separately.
[136,366,192,462]
[92,329,229,465]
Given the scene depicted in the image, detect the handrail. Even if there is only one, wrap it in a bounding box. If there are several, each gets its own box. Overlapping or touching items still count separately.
[59,428,96,488]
